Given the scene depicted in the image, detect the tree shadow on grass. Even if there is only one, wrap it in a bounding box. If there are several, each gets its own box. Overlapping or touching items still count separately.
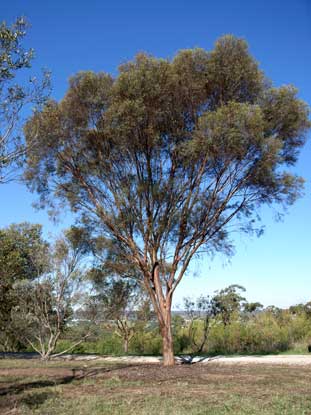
[0,364,134,397]
[0,390,59,414]
[0,375,75,397]
[0,364,135,414]
[21,390,57,409]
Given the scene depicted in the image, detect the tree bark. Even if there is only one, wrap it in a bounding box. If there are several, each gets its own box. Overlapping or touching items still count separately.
[161,323,175,366]
[144,263,175,366]
[124,338,129,354]
[160,303,175,366]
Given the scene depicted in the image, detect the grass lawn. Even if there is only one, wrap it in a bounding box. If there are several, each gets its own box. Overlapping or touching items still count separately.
[0,359,311,415]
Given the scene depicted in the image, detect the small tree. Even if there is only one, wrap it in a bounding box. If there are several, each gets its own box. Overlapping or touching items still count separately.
[0,17,50,182]
[211,284,246,326]
[243,301,263,314]
[0,222,48,351]
[289,302,311,319]
[183,295,213,354]
[24,36,310,365]
[13,227,92,360]
[90,272,150,354]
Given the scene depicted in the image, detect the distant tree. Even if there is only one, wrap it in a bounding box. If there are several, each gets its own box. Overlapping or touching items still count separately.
[0,222,48,351]
[24,36,310,365]
[13,227,92,359]
[243,301,263,314]
[264,305,286,325]
[183,295,213,354]
[304,302,311,319]
[289,304,305,315]
[289,302,311,319]
[89,271,151,354]
[265,305,282,315]
[0,17,50,182]
[85,233,154,354]
[211,285,246,326]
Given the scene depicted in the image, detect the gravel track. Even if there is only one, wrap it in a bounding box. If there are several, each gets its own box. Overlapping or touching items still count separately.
[1,352,311,365]
[98,354,311,365]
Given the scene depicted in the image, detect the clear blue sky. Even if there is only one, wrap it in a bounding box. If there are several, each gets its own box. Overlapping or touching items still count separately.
[1,0,310,308]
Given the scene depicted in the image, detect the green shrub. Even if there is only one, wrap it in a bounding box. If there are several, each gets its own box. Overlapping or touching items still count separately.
[95,334,123,355]
[130,329,162,355]
[28,308,311,357]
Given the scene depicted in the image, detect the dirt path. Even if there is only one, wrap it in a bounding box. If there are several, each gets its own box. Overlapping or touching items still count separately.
[2,353,311,366]
[85,354,311,366]
[208,355,311,366]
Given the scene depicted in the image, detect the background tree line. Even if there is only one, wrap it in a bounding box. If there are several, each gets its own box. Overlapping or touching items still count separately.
[1,221,311,359]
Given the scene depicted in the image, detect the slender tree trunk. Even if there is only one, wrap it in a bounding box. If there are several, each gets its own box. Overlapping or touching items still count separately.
[161,307,175,366]
[144,264,175,366]
[161,324,174,366]
[124,337,129,354]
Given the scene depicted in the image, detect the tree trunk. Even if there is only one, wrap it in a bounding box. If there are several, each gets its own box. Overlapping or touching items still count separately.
[144,264,175,366]
[124,337,129,354]
[162,323,175,366]
[160,303,175,366]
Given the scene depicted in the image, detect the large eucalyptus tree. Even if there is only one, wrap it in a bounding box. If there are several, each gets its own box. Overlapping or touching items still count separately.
[24,36,310,365]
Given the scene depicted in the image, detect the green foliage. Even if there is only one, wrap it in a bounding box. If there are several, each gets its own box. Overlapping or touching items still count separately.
[289,302,311,318]
[90,276,139,320]
[0,17,33,81]
[0,222,48,283]
[36,300,311,357]
[23,35,310,362]
[24,36,310,362]
[182,296,212,354]
[211,285,246,326]
[0,17,50,182]
[207,318,289,355]
[180,306,311,355]
[88,271,152,353]
[54,334,124,355]
[0,226,92,358]
[53,339,85,354]
[243,302,263,313]
[0,222,48,351]
[130,329,162,355]
[95,334,123,355]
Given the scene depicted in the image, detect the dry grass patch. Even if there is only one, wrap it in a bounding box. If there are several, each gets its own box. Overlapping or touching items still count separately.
[0,359,311,414]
